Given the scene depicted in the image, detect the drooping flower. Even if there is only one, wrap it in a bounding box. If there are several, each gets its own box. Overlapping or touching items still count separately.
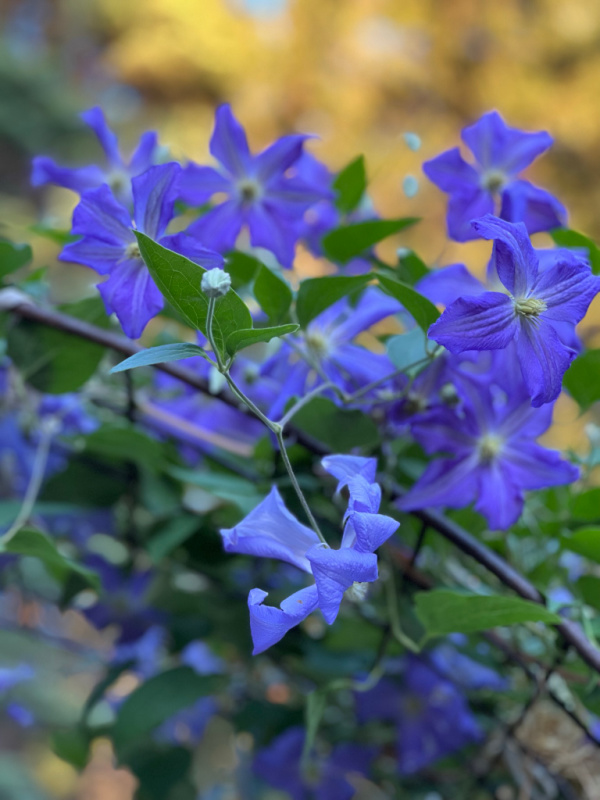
[31,107,160,205]
[178,104,331,267]
[397,376,579,529]
[60,163,223,339]
[423,110,566,241]
[220,456,399,654]
[356,655,483,775]
[427,215,600,406]
[253,726,376,800]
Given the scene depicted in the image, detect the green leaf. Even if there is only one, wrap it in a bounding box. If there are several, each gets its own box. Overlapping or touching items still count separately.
[82,424,165,472]
[110,343,210,374]
[303,690,326,759]
[296,274,371,328]
[570,489,600,522]
[293,397,380,451]
[168,467,263,514]
[29,224,78,246]
[333,156,366,214]
[396,250,429,285]
[225,323,298,355]
[253,264,293,323]
[147,516,200,563]
[52,728,90,770]
[415,590,561,637]
[377,275,440,333]
[561,527,600,563]
[112,667,224,759]
[323,218,418,264]
[552,228,600,274]
[577,575,600,610]
[0,528,99,590]
[6,296,110,394]
[126,746,193,800]
[0,238,32,282]
[225,250,262,288]
[136,232,252,356]
[564,349,600,411]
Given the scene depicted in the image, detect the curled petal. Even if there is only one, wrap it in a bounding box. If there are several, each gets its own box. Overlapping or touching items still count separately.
[306,545,378,624]
[352,511,399,554]
[321,455,377,491]
[248,585,319,655]
[471,215,538,296]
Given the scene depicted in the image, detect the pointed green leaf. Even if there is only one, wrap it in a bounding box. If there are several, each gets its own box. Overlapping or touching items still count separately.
[253,265,293,322]
[225,323,298,355]
[551,228,600,274]
[110,342,211,374]
[323,217,418,264]
[415,590,561,637]
[135,232,252,356]
[377,275,440,332]
[0,238,32,282]
[296,274,371,328]
[334,155,367,214]
[397,249,429,285]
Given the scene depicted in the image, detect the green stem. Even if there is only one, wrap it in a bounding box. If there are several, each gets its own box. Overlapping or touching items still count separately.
[344,354,433,404]
[206,297,226,372]
[278,381,335,428]
[276,428,326,543]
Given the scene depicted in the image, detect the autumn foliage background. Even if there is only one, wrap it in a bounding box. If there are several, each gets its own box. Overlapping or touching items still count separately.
[2,0,600,796]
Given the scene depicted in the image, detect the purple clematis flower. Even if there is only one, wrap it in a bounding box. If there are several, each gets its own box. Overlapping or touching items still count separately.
[31,107,160,205]
[253,726,375,800]
[60,163,223,339]
[220,456,399,654]
[428,215,600,407]
[356,655,482,775]
[423,110,566,241]
[398,376,579,529]
[178,104,330,267]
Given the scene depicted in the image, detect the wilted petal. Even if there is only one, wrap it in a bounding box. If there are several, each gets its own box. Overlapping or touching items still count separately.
[306,544,378,624]
[210,104,251,179]
[220,486,320,573]
[98,260,163,339]
[422,147,479,193]
[248,585,319,655]
[81,107,121,166]
[428,292,518,353]
[471,215,538,297]
[132,162,181,239]
[515,317,576,407]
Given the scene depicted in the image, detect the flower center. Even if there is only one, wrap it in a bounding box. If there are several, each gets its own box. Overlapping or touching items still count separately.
[480,168,506,194]
[345,582,369,603]
[478,433,503,464]
[237,178,262,205]
[107,170,128,195]
[305,330,330,362]
[124,241,142,261]
[513,296,547,318]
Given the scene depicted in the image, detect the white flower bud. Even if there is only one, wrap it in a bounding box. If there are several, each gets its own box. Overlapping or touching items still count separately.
[201,268,231,298]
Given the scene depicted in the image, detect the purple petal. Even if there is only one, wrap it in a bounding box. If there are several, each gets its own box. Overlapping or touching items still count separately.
[177,164,232,205]
[417,263,485,307]
[409,407,476,457]
[210,104,251,179]
[471,215,538,296]
[220,486,320,573]
[397,454,479,515]
[345,476,381,515]
[332,287,401,343]
[331,345,395,390]
[80,107,121,167]
[129,131,159,174]
[422,147,479,193]
[98,260,163,339]
[352,511,399,554]
[30,157,104,193]
[248,584,319,655]
[132,162,181,239]
[532,258,600,325]
[59,238,126,276]
[160,233,224,270]
[255,134,311,183]
[461,111,552,173]
[498,399,553,440]
[187,200,244,253]
[306,544,378,624]
[67,184,132,244]
[474,461,524,529]
[428,292,519,353]
[321,455,377,491]
[446,189,494,242]
[247,204,297,268]
[515,317,576,407]
[502,441,579,490]
[500,180,566,234]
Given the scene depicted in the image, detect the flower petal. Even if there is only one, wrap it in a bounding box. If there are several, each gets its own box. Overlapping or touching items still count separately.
[247,204,297,268]
[428,292,518,353]
[352,511,399,554]
[461,111,552,174]
[532,257,600,325]
[177,164,232,205]
[474,461,524,529]
[500,179,566,234]
[187,200,244,253]
[80,107,121,166]
[255,134,312,183]
[129,131,159,174]
[30,157,104,194]
[58,238,126,276]
[516,317,576,407]
[396,454,479,515]
[248,585,319,655]
[160,233,224,270]
[220,486,320,573]
[66,184,132,245]
[210,104,251,179]
[132,162,181,239]
[321,455,377,490]
[417,263,485,307]
[306,545,378,624]
[471,215,538,296]
[97,260,163,339]
[422,147,480,193]
[446,189,494,242]
[502,441,579,490]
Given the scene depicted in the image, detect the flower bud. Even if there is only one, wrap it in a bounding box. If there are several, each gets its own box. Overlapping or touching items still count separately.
[201,268,231,299]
